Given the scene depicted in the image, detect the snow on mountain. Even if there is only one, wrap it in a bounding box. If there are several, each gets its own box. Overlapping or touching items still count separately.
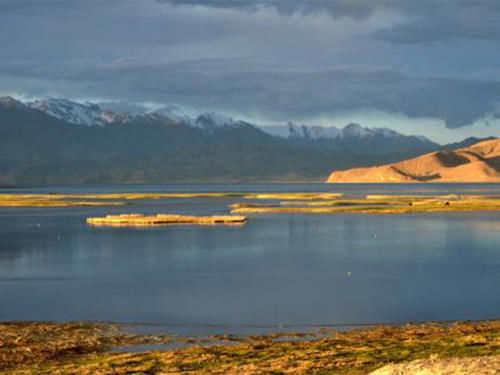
[27,98,127,126]
[8,97,248,130]
[6,97,436,146]
[261,122,423,141]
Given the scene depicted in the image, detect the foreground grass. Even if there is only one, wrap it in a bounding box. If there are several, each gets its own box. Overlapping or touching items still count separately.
[1,320,500,374]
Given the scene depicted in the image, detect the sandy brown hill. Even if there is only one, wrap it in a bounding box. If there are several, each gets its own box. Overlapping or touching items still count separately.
[327,138,500,183]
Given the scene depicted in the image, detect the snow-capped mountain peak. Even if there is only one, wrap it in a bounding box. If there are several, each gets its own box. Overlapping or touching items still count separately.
[27,98,126,126]
[261,122,434,143]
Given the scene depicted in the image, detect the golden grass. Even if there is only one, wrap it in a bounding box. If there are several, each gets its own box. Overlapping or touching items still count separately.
[2,320,500,375]
[0,194,126,207]
[243,193,344,200]
[0,192,345,208]
[231,195,500,214]
[281,199,386,207]
[3,192,499,214]
[230,203,278,209]
[64,193,247,199]
[87,213,248,226]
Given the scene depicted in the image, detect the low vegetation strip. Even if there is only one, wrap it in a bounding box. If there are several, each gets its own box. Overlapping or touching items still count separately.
[243,193,344,200]
[86,213,248,226]
[1,320,499,374]
[232,195,500,214]
[0,192,345,207]
[0,194,126,207]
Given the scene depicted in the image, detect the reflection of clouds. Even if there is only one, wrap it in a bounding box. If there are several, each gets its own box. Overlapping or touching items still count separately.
[466,217,500,232]
[459,216,500,257]
[1,204,500,325]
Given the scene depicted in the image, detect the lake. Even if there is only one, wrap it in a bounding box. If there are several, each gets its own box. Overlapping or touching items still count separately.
[1,183,500,334]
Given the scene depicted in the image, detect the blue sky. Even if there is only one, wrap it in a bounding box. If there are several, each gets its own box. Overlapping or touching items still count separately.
[1,0,500,143]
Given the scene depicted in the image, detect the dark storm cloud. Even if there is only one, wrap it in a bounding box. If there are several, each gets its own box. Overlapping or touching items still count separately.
[159,0,379,19]
[374,1,500,43]
[161,0,500,43]
[2,57,498,128]
[1,0,500,135]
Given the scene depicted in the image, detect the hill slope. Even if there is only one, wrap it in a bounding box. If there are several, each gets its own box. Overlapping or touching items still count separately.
[327,138,500,183]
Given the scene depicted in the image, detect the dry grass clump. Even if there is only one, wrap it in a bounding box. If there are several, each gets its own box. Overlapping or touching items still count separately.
[86,213,248,226]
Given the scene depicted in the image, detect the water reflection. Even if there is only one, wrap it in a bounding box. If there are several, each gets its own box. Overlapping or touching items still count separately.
[0,185,499,332]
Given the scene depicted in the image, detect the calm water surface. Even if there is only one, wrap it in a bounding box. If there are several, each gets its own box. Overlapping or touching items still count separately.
[1,183,500,332]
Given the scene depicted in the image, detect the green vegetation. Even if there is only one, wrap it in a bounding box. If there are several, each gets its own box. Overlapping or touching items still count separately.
[1,320,499,374]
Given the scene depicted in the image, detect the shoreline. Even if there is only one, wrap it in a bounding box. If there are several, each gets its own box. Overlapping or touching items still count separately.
[2,319,499,374]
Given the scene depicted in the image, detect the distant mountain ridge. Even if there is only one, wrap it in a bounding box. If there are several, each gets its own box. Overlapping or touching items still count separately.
[260,122,439,157]
[0,96,495,183]
[20,97,253,131]
[7,96,442,156]
[327,138,500,183]
[441,136,498,151]
[26,98,129,126]
[261,122,431,142]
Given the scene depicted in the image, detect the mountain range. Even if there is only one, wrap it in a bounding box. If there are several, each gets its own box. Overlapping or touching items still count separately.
[0,96,494,183]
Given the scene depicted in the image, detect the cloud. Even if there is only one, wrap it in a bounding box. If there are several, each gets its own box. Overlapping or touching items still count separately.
[373,2,500,44]
[158,0,381,19]
[2,57,499,129]
[160,0,500,43]
[0,0,499,139]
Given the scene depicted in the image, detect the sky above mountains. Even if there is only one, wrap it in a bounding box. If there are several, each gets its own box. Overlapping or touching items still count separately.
[1,0,499,143]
